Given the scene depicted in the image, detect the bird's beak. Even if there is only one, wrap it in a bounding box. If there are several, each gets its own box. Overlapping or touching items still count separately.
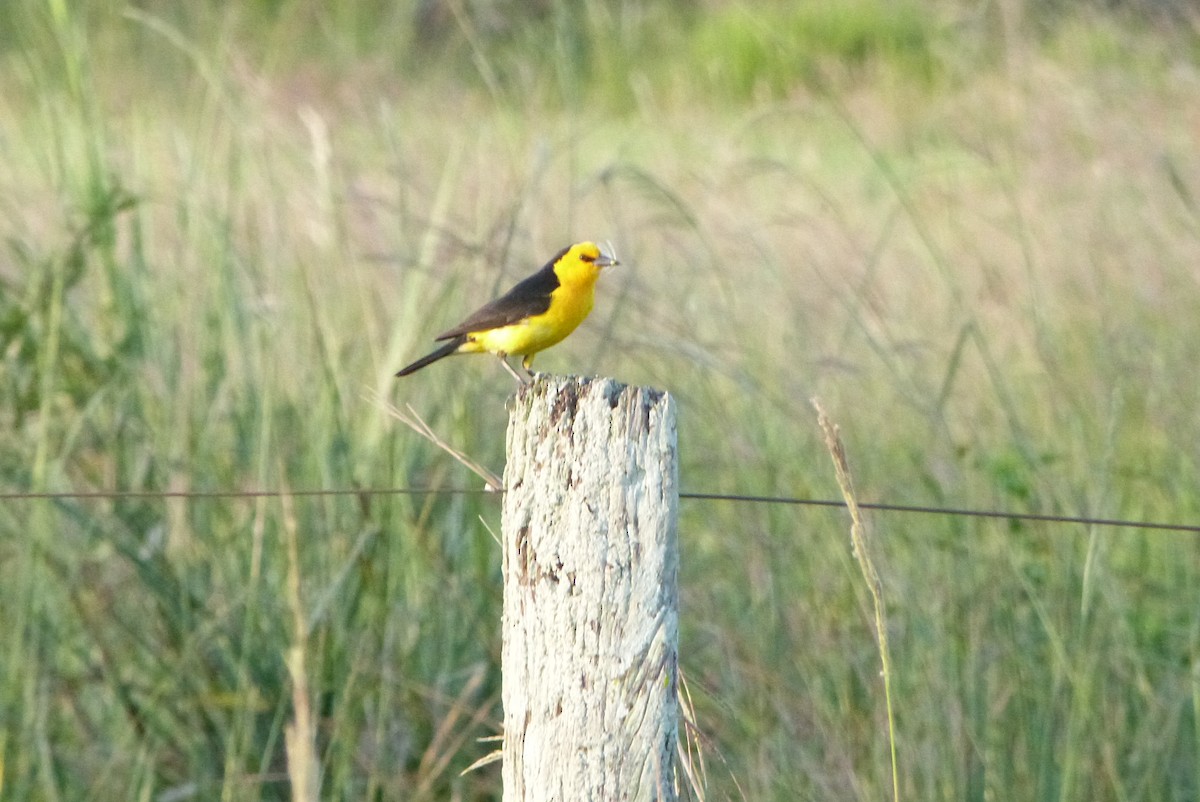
[596,251,619,269]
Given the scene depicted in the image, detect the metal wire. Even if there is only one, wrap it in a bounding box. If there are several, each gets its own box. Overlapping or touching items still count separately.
[1,487,1195,534]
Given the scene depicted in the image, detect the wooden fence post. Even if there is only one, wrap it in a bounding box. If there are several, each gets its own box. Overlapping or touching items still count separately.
[502,376,679,801]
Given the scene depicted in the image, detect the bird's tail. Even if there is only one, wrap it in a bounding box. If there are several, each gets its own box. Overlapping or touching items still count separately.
[395,336,466,377]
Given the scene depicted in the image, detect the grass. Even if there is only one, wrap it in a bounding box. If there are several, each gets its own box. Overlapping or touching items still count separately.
[2,0,1200,799]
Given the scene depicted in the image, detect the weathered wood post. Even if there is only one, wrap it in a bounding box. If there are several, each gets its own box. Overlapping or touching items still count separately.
[502,376,679,801]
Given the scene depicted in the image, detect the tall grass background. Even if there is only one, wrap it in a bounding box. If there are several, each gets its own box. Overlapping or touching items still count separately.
[2,0,1199,798]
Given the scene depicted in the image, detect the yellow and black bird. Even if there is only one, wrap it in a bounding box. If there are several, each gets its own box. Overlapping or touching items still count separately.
[395,241,618,381]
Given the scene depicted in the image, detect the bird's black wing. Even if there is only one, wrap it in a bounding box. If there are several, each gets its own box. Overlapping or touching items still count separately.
[435,247,569,340]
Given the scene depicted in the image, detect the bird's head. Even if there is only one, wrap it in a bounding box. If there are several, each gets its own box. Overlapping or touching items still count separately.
[575,241,619,267]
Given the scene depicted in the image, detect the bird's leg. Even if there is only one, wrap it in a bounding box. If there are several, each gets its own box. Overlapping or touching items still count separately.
[497,354,529,384]
[520,355,540,382]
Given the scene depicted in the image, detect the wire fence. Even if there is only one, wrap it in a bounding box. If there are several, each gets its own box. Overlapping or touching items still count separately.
[2,486,1197,534]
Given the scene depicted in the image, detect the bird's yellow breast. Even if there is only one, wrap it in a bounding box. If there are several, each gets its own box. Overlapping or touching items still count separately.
[467,282,596,357]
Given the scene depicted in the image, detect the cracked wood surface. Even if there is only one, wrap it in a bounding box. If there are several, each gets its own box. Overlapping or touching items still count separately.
[502,377,679,802]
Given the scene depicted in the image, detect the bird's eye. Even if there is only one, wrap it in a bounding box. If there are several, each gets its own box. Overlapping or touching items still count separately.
[580,253,595,262]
